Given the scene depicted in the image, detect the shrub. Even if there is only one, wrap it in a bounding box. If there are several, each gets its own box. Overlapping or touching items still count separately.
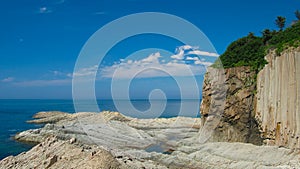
[213,21,300,72]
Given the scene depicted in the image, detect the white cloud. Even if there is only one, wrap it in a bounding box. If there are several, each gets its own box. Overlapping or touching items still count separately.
[171,45,219,60]
[99,49,210,79]
[13,79,71,87]
[179,45,194,50]
[187,50,219,57]
[51,70,65,76]
[186,56,199,61]
[56,0,66,4]
[185,56,213,66]
[39,7,52,14]
[194,60,213,66]
[94,11,106,15]
[72,65,99,77]
[170,50,185,60]
[141,52,161,63]
[171,45,193,60]
[1,77,14,83]
[48,70,74,79]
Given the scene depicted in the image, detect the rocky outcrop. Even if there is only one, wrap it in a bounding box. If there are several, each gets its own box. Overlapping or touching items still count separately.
[0,136,121,169]
[26,111,95,124]
[3,111,300,169]
[201,47,300,150]
[200,66,262,145]
[14,111,200,151]
[169,141,300,168]
[256,47,300,149]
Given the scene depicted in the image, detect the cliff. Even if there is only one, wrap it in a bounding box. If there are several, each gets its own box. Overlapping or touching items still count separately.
[200,66,262,145]
[256,47,300,149]
[201,47,300,149]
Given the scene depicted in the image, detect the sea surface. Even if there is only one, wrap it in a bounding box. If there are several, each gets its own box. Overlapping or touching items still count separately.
[0,99,201,159]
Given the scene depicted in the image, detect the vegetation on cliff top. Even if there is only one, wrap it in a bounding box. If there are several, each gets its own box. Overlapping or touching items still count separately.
[213,12,300,72]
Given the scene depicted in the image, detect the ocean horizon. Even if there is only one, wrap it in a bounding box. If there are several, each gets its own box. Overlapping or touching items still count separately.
[0,99,201,159]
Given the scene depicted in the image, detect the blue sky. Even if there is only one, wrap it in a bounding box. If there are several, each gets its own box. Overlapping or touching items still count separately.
[0,0,299,99]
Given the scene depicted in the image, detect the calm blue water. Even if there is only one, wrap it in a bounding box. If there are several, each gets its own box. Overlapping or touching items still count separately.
[0,99,200,159]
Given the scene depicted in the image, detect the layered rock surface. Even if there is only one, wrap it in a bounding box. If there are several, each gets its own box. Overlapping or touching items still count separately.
[2,111,300,169]
[14,111,200,151]
[256,47,300,149]
[0,137,121,169]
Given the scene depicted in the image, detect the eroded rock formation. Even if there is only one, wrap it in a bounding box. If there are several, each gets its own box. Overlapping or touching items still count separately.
[0,137,121,169]
[2,111,300,169]
[200,66,262,145]
[201,47,300,149]
[256,47,300,149]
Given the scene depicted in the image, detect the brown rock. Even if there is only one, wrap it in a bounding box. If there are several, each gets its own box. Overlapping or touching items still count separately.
[200,66,262,145]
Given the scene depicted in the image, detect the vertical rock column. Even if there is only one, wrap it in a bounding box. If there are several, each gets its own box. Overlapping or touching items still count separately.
[256,47,300,149]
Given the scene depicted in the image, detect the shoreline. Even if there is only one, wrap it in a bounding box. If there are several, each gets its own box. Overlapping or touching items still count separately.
[0,99,202,160]
[1,111,300,169]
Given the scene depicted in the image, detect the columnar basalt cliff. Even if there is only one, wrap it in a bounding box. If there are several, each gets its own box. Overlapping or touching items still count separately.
[200,66,262,145]
[256,47,300,149]
[201,47,300,149]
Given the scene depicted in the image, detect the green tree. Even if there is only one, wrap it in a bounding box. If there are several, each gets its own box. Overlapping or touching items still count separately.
[295,10,300,20]
[262,29,272,44]
[275,16,286,31]
[248,32,255,38]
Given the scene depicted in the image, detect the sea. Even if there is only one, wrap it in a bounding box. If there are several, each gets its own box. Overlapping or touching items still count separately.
[0,99,201,159]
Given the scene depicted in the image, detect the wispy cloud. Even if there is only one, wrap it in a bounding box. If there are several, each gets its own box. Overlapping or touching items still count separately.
[1,77,14,83]
[38,7,52,14]
[170,45,192,60]
[171,45,219,60]
[186,56,199,61]
[11,45,217,86]
[50,70,73,78]
[185,56,213,66]
[13,79,71,87]
[187,50,219,57]
[99,45,216,79]
[12,70,74,87]
[94,11,107,15]
[37,0,65,14]
[72,65,99,77]
[55,0,66,4]
[13,66,99,87]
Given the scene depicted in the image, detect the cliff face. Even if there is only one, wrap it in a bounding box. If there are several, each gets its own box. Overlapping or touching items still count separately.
[201,47,300,149]
[200,66,262,145]
[256,47,300,149]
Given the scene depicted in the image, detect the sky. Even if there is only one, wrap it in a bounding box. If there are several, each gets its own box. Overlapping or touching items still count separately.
[0,0,299,99]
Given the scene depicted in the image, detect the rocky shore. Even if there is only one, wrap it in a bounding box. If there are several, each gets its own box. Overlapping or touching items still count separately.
[1,111,299,169]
